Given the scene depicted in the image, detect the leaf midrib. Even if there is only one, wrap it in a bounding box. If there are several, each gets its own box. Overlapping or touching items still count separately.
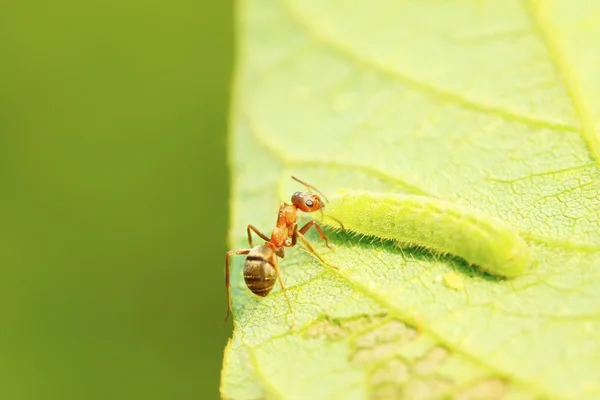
[524,0,600,168]
[237,254,554,399]
[283,0,582,135]
[248,117,600,252]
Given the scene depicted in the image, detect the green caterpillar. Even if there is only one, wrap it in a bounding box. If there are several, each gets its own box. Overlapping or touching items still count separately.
[322,192,532,278]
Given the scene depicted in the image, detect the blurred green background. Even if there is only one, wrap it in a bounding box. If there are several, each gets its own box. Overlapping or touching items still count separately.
[0,1,232,399]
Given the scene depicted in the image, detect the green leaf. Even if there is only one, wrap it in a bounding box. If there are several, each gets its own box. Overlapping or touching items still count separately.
[221,0,600,398]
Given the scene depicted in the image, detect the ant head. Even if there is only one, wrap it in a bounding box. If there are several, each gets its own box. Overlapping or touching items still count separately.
[290,176,329,214]
[292,191,324,213]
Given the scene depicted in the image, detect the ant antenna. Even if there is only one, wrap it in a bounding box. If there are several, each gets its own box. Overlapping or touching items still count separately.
[327,214,345,230]
[291,176,329,203]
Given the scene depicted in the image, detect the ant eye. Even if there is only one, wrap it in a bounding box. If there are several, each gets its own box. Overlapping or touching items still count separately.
[306,200,313,207]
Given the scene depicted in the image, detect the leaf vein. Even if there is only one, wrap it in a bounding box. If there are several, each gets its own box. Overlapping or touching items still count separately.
[334,269,555,398]
[247,116,600,252]
[283,0,579,134]
[525,0,600,167]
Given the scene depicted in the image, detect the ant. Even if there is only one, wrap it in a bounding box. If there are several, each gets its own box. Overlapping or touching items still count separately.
[224,176,342,326]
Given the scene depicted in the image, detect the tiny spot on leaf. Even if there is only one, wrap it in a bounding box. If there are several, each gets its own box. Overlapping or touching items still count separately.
[443,271,465,291]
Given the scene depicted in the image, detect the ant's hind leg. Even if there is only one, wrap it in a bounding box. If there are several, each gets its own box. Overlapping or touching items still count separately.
[246,225,270,247]
[224,249,251,324]
[299,220,332,249]
[270,254,295,328]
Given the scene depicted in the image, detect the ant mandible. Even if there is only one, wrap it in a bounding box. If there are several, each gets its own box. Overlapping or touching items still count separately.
[224,176,341,326]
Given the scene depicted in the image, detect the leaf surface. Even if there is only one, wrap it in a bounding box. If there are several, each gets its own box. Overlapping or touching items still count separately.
[222,1,600,399]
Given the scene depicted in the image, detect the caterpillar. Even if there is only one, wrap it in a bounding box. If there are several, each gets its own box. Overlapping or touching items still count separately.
[322,192,532,278]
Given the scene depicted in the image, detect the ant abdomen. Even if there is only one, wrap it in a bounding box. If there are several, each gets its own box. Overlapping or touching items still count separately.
[243,245,277,297]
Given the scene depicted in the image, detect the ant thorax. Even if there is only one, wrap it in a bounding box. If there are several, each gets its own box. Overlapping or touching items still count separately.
[271,225,288,248]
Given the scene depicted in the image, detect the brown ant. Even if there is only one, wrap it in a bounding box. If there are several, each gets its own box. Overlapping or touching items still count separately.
[224,176,342,326]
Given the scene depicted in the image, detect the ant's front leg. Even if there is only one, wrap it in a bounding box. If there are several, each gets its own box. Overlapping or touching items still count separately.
[298,220,331,249]
[269,253,295,328]
[291,224,337,269]
[246,224,270,247]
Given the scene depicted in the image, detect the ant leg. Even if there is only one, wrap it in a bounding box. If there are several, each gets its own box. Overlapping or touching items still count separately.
[246,224,270,247]
[299,220,331,249]
[289,223,298,247]
[275,246,285,259]
[320,209,345,230]
[223,249,251,324]
[270,253,295,328]
[296,232,338,270]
